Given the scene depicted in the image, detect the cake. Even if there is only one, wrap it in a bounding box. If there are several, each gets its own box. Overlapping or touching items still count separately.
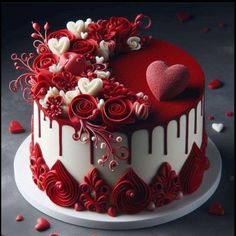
[10,14,209,216]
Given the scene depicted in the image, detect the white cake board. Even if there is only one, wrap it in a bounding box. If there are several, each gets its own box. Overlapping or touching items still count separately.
[14,136,221,230]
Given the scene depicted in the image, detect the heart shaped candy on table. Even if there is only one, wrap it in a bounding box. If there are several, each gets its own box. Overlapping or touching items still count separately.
[35,217,50,231]
[146,60,190,101]
[78,77,103,96]
[59,52,87,76]
[9,120,25,134]
[208,202,225,216]
[212,123,224,133]
[48,37,70,56]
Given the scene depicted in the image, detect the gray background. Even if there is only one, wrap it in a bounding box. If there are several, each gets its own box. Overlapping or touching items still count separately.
[1,2,234,236]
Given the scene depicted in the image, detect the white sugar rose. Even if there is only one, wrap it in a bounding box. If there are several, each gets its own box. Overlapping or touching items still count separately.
[127,36,141,50]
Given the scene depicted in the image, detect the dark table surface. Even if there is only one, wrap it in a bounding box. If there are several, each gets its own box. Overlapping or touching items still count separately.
[1,2,234,236]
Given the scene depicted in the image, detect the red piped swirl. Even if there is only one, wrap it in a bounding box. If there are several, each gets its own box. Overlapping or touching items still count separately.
[179,143,209,194]
[79,168,111,213]
[43,160,79,207]
[149,162,181,207]
[30,143,49,190]
[112,168,151,214]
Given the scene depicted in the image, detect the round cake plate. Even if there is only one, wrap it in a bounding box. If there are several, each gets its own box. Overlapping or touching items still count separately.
[14,136,221,230]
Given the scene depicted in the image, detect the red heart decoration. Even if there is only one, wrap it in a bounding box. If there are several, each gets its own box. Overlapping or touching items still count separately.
[208,202,225,216]
[146,60,190,101]
[208,79,223,89]
[9,120,25,134]
[16,214,24,222]
[176,12,192,22]
[35,217,50,231]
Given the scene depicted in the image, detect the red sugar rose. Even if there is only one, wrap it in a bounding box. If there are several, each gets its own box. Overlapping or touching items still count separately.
[68,94,99,122]
[47,29,76,41]
[70,38,98,56]
[102,96,135,125]
[33,53,58,73]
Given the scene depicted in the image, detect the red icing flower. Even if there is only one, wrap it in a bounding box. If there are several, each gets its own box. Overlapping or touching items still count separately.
[68,94,99,122]
[45,96,64,118]
[106,16,133,39]
[79,168,111,213]
[43,160,79,207]
[52,71,78,91]
[47,29,76,41]
[179,143,209,194]
[149,162,181,208]
[30,71,53,99]
[112,168,151,214]
[70,39,98,57]
[30,143,49,190]
[33,53,58,73]
[102,96,135,125]
[37,43,51,54]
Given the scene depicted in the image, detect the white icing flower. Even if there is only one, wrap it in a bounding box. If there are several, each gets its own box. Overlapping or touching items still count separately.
[97,40,110,61]
[94,70,111,79]
[59,89,80,105]
[127,36,141,50]
[39,87,59,108]
[49,63,63,73]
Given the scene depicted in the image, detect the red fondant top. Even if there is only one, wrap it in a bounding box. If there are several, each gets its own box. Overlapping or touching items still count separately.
[110,39,205,126]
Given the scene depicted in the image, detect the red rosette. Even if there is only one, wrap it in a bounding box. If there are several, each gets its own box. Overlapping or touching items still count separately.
[102,96,135,125]
[70,38,98,57]
[43,160,79,207]
[179,143,210,194]
[30,71,53,99]
[68,94,99,122]
[45,96,64,118]
[33,53,58,73]
[112,168,151,214]
[149,162,181,208]
[47,29,76,41]
[52,71,78,91]
[30,143,49,190]
[79,168,111,213]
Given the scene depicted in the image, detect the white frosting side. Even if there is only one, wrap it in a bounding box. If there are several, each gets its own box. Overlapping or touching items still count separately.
[33,100,203,185]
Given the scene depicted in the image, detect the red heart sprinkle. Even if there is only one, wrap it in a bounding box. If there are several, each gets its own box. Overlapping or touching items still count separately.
[107,206,118,217]
[74,201,85,211]
[208,115,215,121]
[225,111,233,117]
[208,201,225,216]
[16,214,24,222]
[9,120,25,134]
[176,12,192,22]
[49,233,60,236]
[208,79,223,89]
[35,217,50,231]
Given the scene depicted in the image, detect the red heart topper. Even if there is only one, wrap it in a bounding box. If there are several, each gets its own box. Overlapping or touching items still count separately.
[146,60,190,101]
[9,120,25,134]
[35,217,50,231]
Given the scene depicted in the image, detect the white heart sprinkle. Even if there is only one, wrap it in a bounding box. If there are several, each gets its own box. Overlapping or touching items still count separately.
[78,77,103,96]
[94,70,110,79]
[49,63,63,73]
[48,37,70,56]
[66,20,85,38]
[80,32,88,39]
[95,56,104,64]
[212,123,224,133]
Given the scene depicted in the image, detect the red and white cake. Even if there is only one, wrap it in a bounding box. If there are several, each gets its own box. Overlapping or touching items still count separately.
[10,14,209,216]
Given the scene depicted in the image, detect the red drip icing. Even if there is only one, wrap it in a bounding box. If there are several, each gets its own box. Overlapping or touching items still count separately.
[194,107,197,134]
[185,113,189,154]
[112,168,151,214]
[179,142,209,194]
[148,128,153,154]
[58,124,62,156]
[176,117,180,137]
[90,142,94,164]
[127,133,132,164]
[43,114,46,121]
[79,168,111,213]
[149,162,181,207]
[49,119,52,129]
[163,125,168,155]
[201,98,203,116]
[43,159,79,207]
[38,105,41,138]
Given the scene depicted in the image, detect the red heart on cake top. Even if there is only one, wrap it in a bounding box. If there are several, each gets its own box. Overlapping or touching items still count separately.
[9,120,25,134]
[208,202,225,216]
[35,217,50,231]
[146,60,190,101]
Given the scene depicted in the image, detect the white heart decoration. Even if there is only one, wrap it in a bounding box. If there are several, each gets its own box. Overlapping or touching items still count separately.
[95,56,105,64]
[78,77,103,96]
[49,63,63,73]
[48,37,70,56]
[94,70,111,79]
[80,32,88,39]
[97,99,105,109]
[212,123,224,133]
[66,20,85,38]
